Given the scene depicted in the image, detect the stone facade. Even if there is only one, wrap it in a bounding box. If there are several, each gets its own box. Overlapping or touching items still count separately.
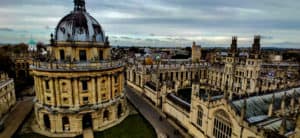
[127,36,300,138]
[30,0,128,136]
[0,72,16,122]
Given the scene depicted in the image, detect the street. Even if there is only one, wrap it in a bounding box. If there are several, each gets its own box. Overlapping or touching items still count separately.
[0,97,34,138]
[126,86,183,138]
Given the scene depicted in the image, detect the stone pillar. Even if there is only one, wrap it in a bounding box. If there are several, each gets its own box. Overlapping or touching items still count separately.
[91,77,96,104]
[73,78,80,108]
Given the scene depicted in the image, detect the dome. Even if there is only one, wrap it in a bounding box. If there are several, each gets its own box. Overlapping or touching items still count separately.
[28,38,36,45]
[55,0,105,42]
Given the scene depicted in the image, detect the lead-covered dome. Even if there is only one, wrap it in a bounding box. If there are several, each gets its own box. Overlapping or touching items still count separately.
[55,0,105,42]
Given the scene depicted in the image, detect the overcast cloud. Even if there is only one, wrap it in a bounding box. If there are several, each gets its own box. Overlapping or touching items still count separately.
[0,0,299,47]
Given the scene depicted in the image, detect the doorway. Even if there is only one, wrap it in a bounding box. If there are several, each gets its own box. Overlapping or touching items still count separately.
[82,114,93,129]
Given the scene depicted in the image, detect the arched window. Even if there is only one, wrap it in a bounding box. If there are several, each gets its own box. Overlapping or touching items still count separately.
[43,114,51,130]
[213,110,232,138]
[197,106,203,127]
[103,109,109,121]
[117,104,123,118]
[62,116,70,131]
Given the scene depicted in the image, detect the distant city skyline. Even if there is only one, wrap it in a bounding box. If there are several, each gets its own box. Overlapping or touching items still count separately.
[0,0,299,48]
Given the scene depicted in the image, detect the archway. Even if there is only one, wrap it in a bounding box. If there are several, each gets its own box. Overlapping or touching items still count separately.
[43,114,51,130]
[117,104,122,118]
[18,70,26,78]
[82,114,93,129]
[62,116,70,131]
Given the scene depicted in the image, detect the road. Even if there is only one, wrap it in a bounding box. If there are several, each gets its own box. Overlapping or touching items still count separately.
[126,86,183,138]
[0,97,34,138]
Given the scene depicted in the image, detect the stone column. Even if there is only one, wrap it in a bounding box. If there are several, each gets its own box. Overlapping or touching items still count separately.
[73,78,80,108]
[91,77,96,104]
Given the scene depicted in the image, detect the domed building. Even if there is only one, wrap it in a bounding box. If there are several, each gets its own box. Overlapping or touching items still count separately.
[31,0,128,136]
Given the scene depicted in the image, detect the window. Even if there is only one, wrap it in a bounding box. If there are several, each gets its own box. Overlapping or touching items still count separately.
[62,116,70,131]
[99,50,103,60]
[82,80,88,91]
[60,50,65,61]
[103,110,109,121]
[213,110,232,138]
[197,107,203,127]
[63,98,68,104]
[102,94,107,101]
[83,97,89,104]
[45,80,50,90]
[47,96,51,101]
[79,50,87,61]
[114,75,118,84]
[62,82,67,92]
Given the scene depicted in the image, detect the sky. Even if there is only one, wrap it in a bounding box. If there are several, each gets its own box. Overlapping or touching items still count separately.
[0,0,299,48]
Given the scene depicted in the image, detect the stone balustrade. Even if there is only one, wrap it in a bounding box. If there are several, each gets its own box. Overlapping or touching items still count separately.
[30,60,124,71]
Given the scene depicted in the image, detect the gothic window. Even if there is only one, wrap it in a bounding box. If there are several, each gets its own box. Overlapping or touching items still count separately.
[213,110,232,138]
[197,107,203,127]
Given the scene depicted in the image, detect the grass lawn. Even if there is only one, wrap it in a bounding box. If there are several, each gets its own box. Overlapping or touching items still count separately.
[95,115,156,138]
[15,115,156,138]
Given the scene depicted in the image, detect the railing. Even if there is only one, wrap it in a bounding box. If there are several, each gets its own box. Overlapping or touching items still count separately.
[30,60,124,71]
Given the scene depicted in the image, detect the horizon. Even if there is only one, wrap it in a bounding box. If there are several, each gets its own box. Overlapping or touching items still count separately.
[0,0,299,48]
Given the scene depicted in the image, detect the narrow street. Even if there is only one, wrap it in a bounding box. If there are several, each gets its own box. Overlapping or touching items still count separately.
[126,86,183,138]
[0,97,34,138]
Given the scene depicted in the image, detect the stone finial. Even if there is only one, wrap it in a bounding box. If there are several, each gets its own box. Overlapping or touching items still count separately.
[279,115,287,135]
[268,93,275,117]
[241,98,247,121]
[281,92,287,115]
[291,90,296,112]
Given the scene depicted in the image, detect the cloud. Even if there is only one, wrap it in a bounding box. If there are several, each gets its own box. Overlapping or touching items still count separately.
[0,0,299,47]
[0,28,14,32]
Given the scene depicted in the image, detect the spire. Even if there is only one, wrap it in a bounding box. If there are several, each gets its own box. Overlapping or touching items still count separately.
[74,0,86,12]
[251,35,261,54]
[230,36,238,56]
